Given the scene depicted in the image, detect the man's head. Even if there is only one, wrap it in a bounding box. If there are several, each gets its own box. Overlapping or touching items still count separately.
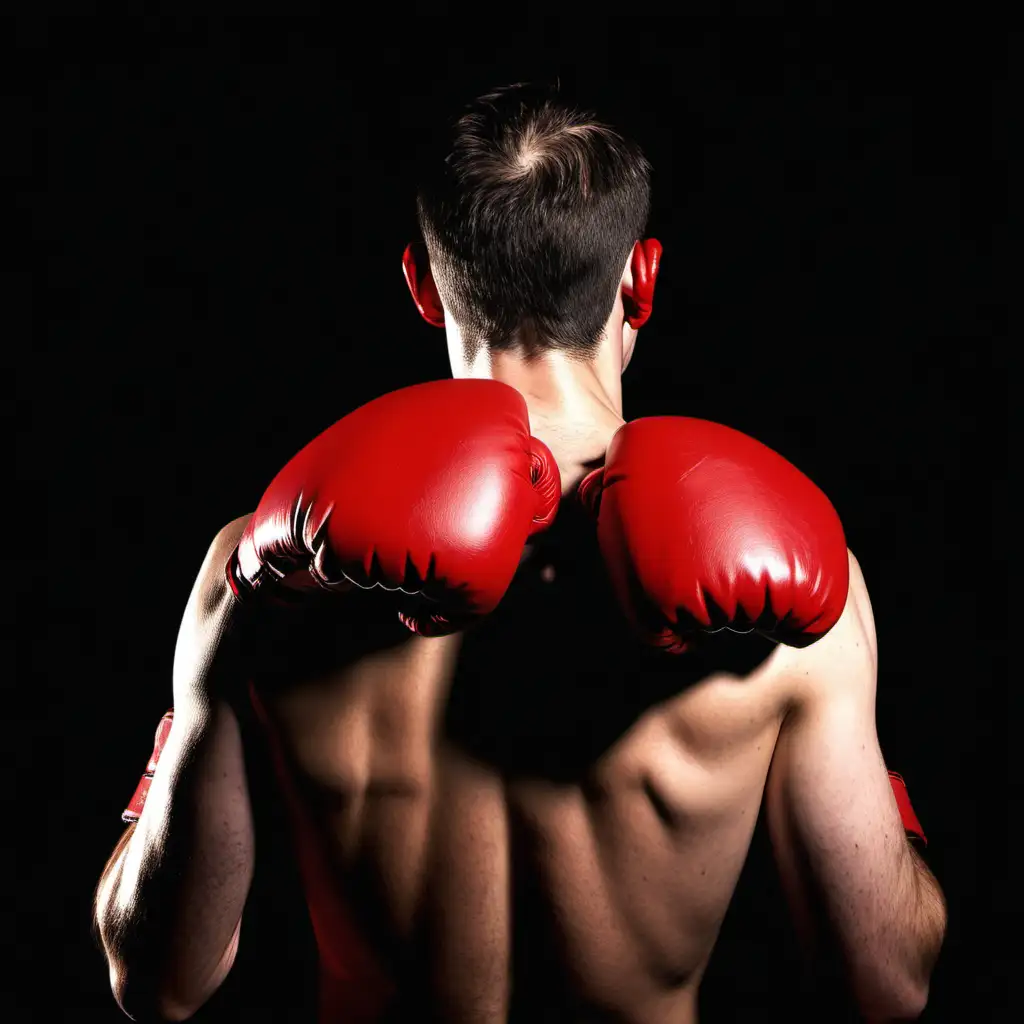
[406,82,656,372]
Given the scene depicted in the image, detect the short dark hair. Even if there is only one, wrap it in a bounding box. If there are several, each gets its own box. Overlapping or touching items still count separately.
[416,82,651,359]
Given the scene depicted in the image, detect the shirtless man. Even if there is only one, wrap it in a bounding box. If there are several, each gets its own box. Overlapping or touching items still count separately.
[93,83,946,1022]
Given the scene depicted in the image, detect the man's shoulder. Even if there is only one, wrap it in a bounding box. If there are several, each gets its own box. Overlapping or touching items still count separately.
[189,515,252,611]
[774,549,878,704]
[202,515,252,576]
[212,515,252,553]
[838,549,877,662]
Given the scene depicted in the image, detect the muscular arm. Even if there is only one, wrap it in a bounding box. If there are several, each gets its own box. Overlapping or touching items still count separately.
[765,552,946,1021]
[94,518,256,1021]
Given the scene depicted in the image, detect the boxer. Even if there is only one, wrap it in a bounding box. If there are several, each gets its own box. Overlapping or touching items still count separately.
[94,83,946,1022]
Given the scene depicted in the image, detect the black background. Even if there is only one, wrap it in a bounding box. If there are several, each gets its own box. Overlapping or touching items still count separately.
[19,18,1009,1022]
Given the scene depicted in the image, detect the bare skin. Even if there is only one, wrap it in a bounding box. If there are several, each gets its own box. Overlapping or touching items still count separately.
[96,257,945,1022]
[252,517,791,1024]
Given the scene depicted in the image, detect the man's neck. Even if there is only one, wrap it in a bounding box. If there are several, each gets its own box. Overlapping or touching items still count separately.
[460,345,625,495]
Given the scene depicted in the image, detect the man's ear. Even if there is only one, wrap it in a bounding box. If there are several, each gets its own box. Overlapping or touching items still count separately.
[402,242,446,328]
[623,239,662,330]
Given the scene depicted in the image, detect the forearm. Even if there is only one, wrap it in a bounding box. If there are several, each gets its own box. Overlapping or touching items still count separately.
[772,777,947,1018]
[901,845,947,992]
[884,773,945,987]
[846,840,947,1021]
[96,699,254,1020]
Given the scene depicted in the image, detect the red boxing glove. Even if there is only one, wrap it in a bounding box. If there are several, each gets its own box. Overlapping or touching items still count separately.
[888,771,928,847]
[122,709,174,823]
[580,417,849,653]
[229,380,560,635]
[625,239,662,329]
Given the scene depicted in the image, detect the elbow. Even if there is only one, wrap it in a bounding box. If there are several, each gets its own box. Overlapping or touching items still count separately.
[107,926,241,1022]
[856,976,931,1022]
[110,963,201,1022]
[855,909,945,1018]
[153,999,201,1023]
[109,962,149,1020]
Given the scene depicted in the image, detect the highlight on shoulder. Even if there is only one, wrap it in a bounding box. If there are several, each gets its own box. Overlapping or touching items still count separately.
[775,548,879,707]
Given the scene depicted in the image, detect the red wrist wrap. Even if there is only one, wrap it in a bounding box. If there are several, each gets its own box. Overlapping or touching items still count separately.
[122,709,175,823]
[888,770,927,847]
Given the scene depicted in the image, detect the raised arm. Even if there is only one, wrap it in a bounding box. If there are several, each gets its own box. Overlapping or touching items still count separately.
[765,552,946,1020]
[94,517,255,1021]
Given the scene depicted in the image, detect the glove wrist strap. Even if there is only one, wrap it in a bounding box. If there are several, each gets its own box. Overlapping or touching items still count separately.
[122,710,175,823]
[888,770,928,847]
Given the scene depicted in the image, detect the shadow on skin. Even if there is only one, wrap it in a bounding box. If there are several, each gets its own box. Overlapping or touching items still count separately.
[223,499,778,1017]
[448,498,775,782]
[234,497,775,785]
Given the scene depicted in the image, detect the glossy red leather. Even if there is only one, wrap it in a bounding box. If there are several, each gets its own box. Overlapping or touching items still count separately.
[232,380,559,634]
[122,709,175,823]
[625,238,662,329]
[888,771,928,847]
[401,242,446,327]
[582,417,849,653]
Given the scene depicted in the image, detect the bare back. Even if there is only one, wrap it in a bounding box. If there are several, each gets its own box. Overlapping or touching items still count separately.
[232,493,818,1024]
